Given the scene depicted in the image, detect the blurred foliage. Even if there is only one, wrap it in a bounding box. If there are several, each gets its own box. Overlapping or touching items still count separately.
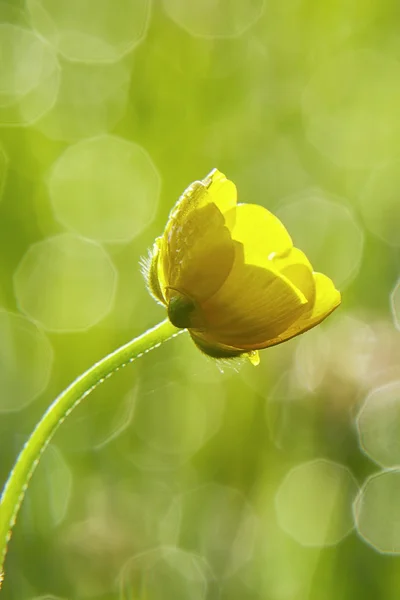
[1,0,400,598]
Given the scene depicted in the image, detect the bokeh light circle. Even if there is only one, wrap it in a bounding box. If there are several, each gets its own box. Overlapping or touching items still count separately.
[275,459,358,547]
[14,233,117,332]
[48,135,160,243]
[277,190,364,288]
[162,0,265,38]
[132,353,226,466]
[294,327,331,393]
[359,161,400,247]
[0,23,60,125]
[303,50,400,168]
[0,310,53,412]
[391,279,400,331]
[119,547,211,600]
[354,470,400,554]
[27,0,151,63]
[34,58,131,142]
[160,483,257,578]
[357,381,400,468]
[29,444,73,528]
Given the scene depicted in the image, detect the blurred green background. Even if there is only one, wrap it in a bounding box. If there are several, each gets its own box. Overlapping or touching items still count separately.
[1,0,400,598]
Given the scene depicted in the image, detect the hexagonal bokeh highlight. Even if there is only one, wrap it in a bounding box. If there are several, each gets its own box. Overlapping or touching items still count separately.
[14,233,117,332]
[163,0,265,38]
[303,50,400,168]
[0,310,53,412]
[294,327,331,392]
[29,444,72,528]
[27,0,151,62]
[354,470,400,554]
[295,313,379,394]
[324,314,378,388]
[159,483,257,578]
[119,547,211,600]
[0,24,60,126]
[48,135,160,243]
[357,381,400,468]
[34,58,131,142]
[391,279,400,331]
[275,459,358,547]
[132,356,226,463]
[360,161,400,247]
[277,190,364,288]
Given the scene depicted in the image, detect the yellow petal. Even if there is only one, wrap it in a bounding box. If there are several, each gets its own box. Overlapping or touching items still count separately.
[143,237,166,304]
[203,168,237,216]
[165,202,235,303]
[167,179,209,225]
[159,179,208,294]
[165,169,235,233]
[198,243,309,348]
[272,247,316,304]
[260,272,341,348]
[230,204,293,268]
[159,170,236,300]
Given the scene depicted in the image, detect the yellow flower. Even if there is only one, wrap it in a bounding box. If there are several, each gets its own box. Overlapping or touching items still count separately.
[145,169,341,364]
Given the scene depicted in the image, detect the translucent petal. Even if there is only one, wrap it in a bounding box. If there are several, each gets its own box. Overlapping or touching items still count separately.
[230,204,293,268]
[197,243,308,349]
[145,238,166,304]
[166,180,209,241]
[159,179,211,297]
[165,169,235,235]
[158,170,236,296]
[156,237,168,302]
[165,202,235,303]
[260,272,341,348]
[203,168,237,215]
[272,247,316,304]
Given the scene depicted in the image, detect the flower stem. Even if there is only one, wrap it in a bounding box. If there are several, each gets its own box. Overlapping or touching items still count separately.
[0,318,181,586]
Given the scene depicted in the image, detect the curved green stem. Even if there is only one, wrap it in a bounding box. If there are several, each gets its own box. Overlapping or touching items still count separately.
[0,318,181,586]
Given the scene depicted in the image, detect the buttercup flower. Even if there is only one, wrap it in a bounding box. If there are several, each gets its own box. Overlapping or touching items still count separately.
[145,169,341,364]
